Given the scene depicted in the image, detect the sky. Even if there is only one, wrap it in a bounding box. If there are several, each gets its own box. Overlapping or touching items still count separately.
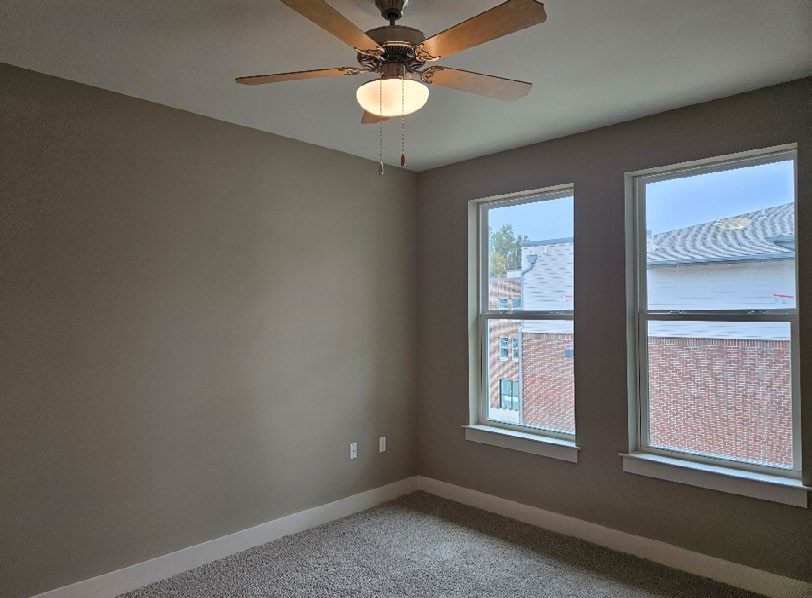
[487,159,794,241]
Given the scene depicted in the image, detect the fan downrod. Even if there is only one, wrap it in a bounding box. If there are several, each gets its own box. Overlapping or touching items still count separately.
[375,0,409,24]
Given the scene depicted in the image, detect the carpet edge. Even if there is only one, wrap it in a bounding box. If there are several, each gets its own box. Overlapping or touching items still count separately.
[416,475,810,598]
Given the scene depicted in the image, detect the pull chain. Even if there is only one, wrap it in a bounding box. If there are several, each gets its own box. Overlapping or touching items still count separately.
[400,76,406,167]
[378,77,384,176]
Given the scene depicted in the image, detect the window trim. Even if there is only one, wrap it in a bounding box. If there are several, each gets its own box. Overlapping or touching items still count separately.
[620,452,807,508]
[626,144,802,480]
[473,184,576,443]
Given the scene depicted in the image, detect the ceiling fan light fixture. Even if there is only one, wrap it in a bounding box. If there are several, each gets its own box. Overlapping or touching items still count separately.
[356,77,429,117]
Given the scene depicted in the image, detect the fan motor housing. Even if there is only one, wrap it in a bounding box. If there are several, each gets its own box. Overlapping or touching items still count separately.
[360,25,427,72]
[365,25,425,47]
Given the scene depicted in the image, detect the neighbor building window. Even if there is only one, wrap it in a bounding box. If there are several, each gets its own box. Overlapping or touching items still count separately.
[498,337,510,361]
[498,298,509,309]
[478,186,575,437]
[499,379,520,411]
[629,146,800,475]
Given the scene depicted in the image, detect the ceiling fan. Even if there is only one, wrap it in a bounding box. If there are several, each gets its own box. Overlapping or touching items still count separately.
[235,0,548,124]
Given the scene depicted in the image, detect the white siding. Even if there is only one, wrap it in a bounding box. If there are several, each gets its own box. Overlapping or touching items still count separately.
[521,245,794,339]
[521,244,573,311]
[648,260,795,311]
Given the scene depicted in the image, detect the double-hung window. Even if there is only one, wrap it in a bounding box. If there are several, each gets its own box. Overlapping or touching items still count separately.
[473,186,575,442]
[628,146,801,482]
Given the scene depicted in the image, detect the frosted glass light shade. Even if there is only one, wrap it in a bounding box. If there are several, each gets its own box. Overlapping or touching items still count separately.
[356,78,429,117]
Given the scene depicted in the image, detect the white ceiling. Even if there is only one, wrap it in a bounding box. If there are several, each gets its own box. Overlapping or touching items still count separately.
[1,1,809,171]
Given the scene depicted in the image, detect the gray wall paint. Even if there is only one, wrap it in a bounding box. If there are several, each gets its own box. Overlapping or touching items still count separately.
[0,64,417,598]
[416,78,811,581]
[1,60,809,597]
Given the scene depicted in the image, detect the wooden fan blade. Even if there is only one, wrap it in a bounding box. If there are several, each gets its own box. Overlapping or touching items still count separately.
[423,67,531,101]
[417,0,547,61]
[361,111,390,124]
[236,67,361,85]
[280,0,381,54]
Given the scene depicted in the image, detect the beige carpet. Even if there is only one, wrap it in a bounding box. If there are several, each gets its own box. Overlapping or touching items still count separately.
[122,491,756,597]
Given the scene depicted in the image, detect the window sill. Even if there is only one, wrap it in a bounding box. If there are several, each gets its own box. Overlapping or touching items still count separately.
[620,452,809,508]
[464,425,579,463]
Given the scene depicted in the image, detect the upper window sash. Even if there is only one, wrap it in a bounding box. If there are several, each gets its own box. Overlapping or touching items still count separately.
[632,146,798,319]
[477,187,574,318]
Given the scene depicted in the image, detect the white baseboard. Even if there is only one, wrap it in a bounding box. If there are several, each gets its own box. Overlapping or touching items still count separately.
[31,475,809,598]
[416,476,810,598]
[32,477,418,598]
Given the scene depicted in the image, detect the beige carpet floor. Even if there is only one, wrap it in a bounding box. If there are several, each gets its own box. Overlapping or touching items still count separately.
[122,491,756,597]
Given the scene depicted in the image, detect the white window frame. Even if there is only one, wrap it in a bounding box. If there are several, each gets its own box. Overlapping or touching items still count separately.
[628,144,802,479]
[474,185,575,442]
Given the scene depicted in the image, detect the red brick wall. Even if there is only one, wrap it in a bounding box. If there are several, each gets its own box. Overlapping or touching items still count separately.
[647,336,792,468]
[521,333,575,433]
[514,332,792,467]
[488,278,521,310]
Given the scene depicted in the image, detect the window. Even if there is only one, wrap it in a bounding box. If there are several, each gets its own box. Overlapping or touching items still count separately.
[498,337,509,361]
[498,298,509,309]
[477,187,575,438]
[499,379,520,410]
[630,147,800,476]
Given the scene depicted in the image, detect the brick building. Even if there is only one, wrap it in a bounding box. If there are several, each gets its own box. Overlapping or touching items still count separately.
[488,203,794,466]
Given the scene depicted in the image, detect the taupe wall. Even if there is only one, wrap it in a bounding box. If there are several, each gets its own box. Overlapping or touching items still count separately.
[1,60,809,596]
[416,78,811,581]
[0,64,417,598]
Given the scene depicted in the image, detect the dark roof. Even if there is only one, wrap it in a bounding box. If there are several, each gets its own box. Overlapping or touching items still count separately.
[648,203,794,266]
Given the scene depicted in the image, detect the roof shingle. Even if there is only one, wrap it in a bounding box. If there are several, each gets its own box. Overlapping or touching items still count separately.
[647,203,794,266]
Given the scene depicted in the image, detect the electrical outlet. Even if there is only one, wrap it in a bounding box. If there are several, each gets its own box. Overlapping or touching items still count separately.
[379,436,387,453]
[349,442,357,460]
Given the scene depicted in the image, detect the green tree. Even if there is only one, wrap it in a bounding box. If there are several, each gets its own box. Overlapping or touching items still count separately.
[489,224,528,277]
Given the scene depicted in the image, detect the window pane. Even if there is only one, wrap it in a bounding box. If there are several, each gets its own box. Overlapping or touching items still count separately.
[487,195,573,311]
[644,160,796,310]
[647,320,793,469]
[487,319,574,433]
